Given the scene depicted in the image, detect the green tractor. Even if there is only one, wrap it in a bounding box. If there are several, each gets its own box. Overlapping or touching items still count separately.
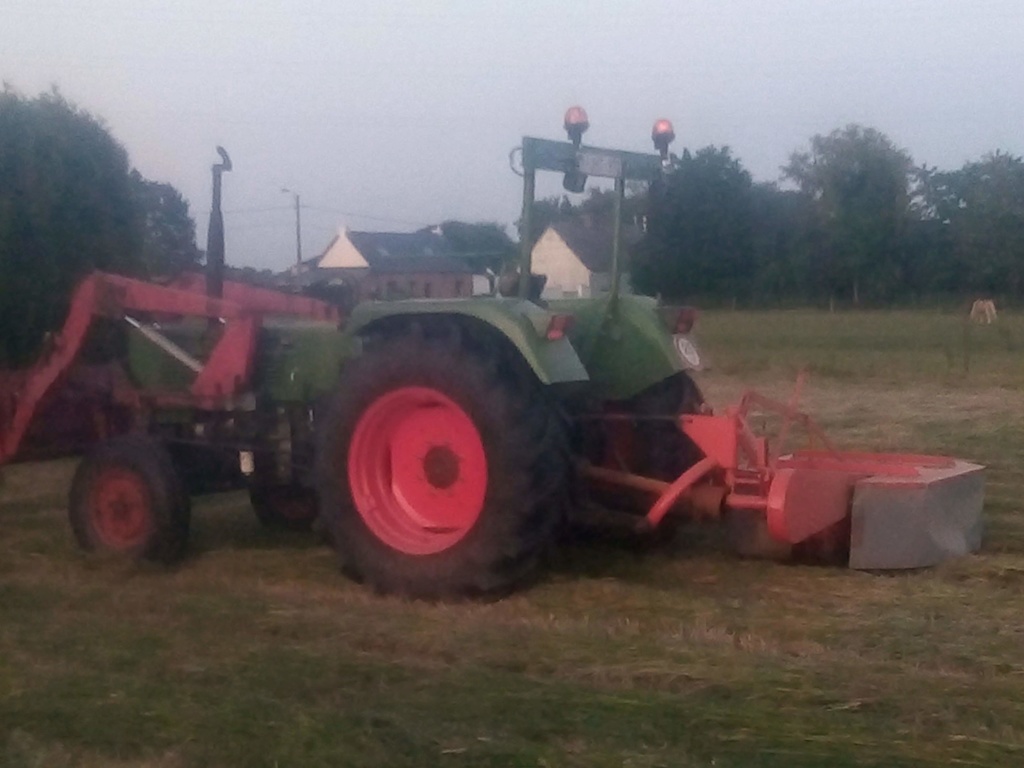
[0,110,983,599]
[310,108,705,597]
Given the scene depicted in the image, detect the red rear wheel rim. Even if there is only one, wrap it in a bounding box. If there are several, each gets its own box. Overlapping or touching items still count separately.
[347,386,487,555]
[89,467,154,550]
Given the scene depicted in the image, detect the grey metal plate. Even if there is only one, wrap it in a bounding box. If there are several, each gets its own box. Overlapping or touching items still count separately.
[849,460,984,569]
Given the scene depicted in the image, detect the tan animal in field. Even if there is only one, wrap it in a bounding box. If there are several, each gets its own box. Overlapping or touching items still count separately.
[969,299,997,324]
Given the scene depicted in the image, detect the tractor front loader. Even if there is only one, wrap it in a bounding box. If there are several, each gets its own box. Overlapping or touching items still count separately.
[0,114,984,600]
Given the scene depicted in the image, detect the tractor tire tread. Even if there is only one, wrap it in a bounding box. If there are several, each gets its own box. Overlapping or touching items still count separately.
[316,325,569,599]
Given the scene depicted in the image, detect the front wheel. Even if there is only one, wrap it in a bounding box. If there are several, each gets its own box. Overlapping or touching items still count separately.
[68,434,190,563]
[316,330,569,599]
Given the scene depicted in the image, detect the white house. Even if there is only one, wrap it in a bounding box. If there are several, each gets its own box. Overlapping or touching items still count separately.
[530,221,640,299]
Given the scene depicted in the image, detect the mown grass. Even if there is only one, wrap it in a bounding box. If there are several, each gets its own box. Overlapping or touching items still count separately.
[3,309,1024,767]
[697,308,1024,386]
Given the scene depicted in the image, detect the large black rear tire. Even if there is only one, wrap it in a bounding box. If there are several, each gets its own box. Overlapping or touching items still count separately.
[316,329,569,599]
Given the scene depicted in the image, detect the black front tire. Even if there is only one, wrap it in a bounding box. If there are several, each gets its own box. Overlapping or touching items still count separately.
[69,434,191,563]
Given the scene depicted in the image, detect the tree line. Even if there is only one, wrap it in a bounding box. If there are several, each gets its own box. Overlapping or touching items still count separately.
[3,87,1022,365]
[527,126,1024,308]
[634,127,1024,307]
[0,87,200,366]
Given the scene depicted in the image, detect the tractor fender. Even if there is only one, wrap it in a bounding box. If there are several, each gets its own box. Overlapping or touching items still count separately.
[547,294,697,402]
[344,299,589,386]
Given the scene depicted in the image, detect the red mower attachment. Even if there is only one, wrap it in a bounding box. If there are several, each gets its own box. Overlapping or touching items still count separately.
[586,378,984,569]
[698,386,983,569]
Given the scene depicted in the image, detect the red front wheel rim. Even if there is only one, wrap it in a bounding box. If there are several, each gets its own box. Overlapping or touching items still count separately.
[347,386,488,555]
[89,467,154,550]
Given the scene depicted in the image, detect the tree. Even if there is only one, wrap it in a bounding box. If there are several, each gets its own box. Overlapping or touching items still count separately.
[438,220,516,290]
[0,87,141,365]
[521,195,574,248]
[633,146,754,303]
[917,152,1024,298]
[518,187,649,251]
[783,125,914,305]
[749,182,817,303]
[0,87,199,366]
[132,171,202,277]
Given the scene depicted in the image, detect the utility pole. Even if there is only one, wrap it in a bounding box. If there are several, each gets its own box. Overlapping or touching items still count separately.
[282,188,302,266]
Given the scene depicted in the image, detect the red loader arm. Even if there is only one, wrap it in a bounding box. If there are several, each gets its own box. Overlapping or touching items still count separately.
[0,271,339,466]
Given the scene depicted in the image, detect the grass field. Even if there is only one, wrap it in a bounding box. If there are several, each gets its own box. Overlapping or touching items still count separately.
[3,309,1024,767]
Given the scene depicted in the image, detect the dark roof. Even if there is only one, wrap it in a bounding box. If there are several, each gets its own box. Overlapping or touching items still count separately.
[549,220,643,273]
[347,230,472,274]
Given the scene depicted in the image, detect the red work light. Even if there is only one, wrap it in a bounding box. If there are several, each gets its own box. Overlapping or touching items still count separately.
[674,306,697,333]
[564,106,590,147]
[562,106,590,192]
[660,305,698,334]
[652,118,675,158]
[545,314,574,341]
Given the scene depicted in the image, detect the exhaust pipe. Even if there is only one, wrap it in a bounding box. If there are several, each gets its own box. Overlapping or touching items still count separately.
[205,146,232,300]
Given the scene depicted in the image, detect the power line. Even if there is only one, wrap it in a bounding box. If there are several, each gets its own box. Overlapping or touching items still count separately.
[302,204,432,229]
[214,203,432,229]
[222,205,292,215]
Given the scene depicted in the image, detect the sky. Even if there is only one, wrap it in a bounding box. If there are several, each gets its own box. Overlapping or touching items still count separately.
[3,0,1023,271]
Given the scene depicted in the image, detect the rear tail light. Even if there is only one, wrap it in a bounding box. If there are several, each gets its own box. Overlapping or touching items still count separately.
[545,314,574,341]
[660,306,698,334]
[675,307,697,333]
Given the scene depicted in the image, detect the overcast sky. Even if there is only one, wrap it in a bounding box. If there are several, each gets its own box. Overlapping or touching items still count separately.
[3,0,1023,270]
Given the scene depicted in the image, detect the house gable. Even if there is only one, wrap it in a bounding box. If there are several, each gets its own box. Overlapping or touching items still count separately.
[532,220,641,298]
[317,229,369,268]
[531,227,592,298]
[289,226,475,305]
